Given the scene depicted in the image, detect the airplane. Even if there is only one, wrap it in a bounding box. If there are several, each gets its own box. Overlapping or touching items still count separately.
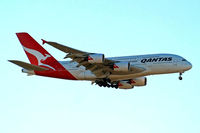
[9,32,192,89]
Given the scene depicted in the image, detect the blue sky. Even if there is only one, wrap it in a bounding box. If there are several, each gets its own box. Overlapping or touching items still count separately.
[0,0,200,133]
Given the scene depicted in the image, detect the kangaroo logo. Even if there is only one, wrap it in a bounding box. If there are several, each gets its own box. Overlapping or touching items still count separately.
[23,46,56,70]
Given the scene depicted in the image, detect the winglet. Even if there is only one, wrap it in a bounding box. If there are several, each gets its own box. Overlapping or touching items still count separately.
[41,39,47,45]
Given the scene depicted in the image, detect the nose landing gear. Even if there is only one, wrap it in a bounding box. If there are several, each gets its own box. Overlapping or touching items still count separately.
[179,73,183,80]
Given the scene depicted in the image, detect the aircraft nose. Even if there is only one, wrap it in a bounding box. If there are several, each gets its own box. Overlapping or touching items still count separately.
[186,61,192,70]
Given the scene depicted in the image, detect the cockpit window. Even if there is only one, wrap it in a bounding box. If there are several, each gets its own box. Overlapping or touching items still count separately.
[182,59,186,61]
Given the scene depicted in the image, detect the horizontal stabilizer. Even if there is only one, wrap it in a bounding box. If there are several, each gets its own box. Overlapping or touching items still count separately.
[8,60,49,71]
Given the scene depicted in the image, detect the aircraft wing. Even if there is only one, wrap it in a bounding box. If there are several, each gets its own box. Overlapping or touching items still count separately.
[42,40,115,77]
[42,40,145,77]
[42,39,87,54]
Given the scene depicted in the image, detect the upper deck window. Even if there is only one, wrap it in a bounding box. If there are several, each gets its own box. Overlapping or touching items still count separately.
[182,59,186,61]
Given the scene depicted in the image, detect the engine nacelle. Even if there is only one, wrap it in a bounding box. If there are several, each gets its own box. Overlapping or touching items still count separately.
[113,62,130,72]
[88,54,104,63]
[118,81,133,89]
[117,77,147,89]
[129,77,147,86]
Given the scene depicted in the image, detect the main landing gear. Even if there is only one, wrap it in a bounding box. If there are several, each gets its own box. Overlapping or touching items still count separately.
[94,78,119,89]
[179,73,183,80]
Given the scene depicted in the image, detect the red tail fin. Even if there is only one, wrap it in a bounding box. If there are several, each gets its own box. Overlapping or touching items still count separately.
[16,32,77,80]
[16,32,62,71]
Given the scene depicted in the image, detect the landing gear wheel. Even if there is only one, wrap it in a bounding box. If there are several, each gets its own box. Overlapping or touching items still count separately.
[179,73,183,80]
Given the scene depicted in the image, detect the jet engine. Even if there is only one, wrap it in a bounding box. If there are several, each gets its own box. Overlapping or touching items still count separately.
[87,54,104,63]
[129,77,147,86]
[118,80,133,89]
[113,62,130,72]
[118,77,147,89]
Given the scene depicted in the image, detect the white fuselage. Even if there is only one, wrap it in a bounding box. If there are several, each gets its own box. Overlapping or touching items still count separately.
[59,53,192,81]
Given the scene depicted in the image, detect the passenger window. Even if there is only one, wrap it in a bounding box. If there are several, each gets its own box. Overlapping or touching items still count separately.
[182,59,186,61]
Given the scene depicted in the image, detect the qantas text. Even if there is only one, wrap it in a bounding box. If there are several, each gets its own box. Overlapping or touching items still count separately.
[141,57,172,63]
